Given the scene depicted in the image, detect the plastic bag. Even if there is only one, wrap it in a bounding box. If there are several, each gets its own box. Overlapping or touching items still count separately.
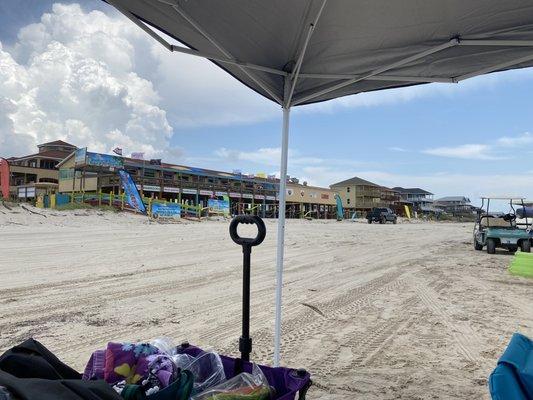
[173,351,226,394]
[151,338,178,356]
[150,338,226,394]
[191,364,272,400]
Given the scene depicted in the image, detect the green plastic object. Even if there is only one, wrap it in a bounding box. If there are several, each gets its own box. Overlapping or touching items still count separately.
[509,251,533,279]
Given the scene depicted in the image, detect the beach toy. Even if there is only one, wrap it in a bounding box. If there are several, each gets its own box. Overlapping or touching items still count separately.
[489,333,533,399]
[509,251,533,279]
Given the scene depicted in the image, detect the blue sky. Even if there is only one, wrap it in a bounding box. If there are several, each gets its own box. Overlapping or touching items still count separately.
[1,1,533,205]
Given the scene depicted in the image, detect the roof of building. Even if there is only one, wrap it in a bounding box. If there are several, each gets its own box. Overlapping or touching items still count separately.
[330,176,380,188]
[379,185,398,193]
[435,196,471,203]
[392,187,433,195]
[57,150,335,191]
[38,140,77,148]
[11,149,75,162]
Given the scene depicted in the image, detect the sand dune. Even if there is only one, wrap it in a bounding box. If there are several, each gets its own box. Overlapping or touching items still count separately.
[0,204,531,399]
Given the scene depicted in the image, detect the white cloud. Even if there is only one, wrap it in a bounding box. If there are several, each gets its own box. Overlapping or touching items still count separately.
[497,132,533,147]
[214,146,373,170]
[421,131,533,161]
[214,147,325,167]
[0,3,276,160]
[215,147,283,166]
[422,144,500,160]
[0,3,176,159]
[388,146,407,152]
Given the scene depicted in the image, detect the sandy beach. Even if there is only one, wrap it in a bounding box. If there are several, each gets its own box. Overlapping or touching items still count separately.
[0,203,532,399]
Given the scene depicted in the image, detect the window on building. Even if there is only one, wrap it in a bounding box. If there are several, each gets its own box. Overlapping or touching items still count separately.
[347,198,351,204]
[40,160,58,169]
[347,187,350,192]
[163,171,174,181]
[59,169,71,180]
[39,178,58,184]
[144,169,155,178]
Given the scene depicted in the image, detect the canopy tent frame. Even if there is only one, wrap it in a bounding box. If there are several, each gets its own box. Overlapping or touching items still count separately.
[106,0,533,367]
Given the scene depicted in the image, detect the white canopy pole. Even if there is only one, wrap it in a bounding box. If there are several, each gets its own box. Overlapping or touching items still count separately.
[273,1,325,366]
[274,104,290,367]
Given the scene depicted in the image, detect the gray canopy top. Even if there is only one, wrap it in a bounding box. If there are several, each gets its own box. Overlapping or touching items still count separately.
[109,0,533,107]
[105,0,533,367]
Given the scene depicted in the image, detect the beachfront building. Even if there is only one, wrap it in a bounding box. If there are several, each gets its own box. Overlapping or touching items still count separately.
[434,196,475,215]
[0,140,77,199]
[392,187,435,213]
[285,182,338,219]
[330,176,401,216]
[57,149,338,218]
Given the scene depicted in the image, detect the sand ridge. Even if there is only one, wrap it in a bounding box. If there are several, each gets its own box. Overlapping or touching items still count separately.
[0,204,532,399]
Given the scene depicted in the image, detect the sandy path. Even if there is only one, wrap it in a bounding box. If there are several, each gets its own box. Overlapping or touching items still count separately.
[0,205,532,399]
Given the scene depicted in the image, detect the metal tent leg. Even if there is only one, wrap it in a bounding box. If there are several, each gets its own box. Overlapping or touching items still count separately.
[274,106,290,366]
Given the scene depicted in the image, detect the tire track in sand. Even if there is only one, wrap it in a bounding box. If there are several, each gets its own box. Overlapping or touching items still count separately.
[413,279,481,363]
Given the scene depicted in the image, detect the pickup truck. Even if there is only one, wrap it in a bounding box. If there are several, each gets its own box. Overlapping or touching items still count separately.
[367,207,397,224]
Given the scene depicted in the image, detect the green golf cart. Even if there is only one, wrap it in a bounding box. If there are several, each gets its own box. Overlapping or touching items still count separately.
[473,197,531,254]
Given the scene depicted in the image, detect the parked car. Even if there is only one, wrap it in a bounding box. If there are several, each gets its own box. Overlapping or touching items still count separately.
[367,207,397,224]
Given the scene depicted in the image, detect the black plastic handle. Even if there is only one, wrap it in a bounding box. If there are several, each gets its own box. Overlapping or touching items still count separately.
[229,215,266,247]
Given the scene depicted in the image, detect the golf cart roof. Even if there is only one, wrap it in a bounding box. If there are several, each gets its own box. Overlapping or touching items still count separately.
[481,196,525,200]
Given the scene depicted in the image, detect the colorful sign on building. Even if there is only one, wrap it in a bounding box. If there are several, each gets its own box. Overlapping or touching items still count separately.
[75,149,123,169]
[86,152,124,168]
[151,203,181,219]
[182,188,198,195]
[138,185,160,192]
[74,148,87,166]
[0,158,10,199]
[208,199,230,216]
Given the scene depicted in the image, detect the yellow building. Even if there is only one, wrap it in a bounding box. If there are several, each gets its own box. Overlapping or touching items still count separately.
[57,154,98,193]
[285,183,337,219]
[330,176,400,215]
[2,140,77,198]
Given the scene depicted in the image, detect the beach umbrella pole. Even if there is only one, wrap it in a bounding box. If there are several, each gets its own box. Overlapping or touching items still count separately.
[274,106,290,366]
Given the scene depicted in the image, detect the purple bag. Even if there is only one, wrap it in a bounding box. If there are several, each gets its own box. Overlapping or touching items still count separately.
[177,344,311,400]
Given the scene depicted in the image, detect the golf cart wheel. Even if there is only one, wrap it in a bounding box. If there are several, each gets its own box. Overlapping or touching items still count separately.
[367,219,372,224]
[474,241,483,251]
[486,239,496,254]
[520,240,531,253]
[393,218,397,224]
[508,246,518,254]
